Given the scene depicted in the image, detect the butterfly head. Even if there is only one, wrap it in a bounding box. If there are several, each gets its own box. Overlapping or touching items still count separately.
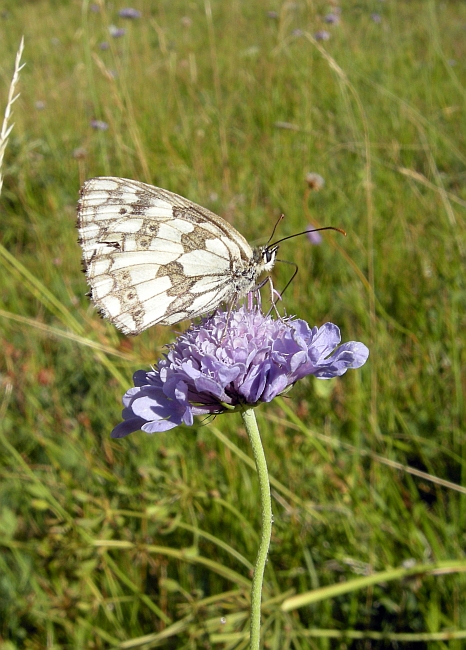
[254,244,279,274]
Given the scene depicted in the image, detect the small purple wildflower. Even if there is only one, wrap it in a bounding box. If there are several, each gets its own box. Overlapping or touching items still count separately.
[119,8,141,19]
[90,3,100,12]
[111,307,369,438]
[306,229,323,245]
[99,41,110,50]
[90,120,109,130]
[109,25,126,38]
[371,13,382,23]
[314,30,330,41]
[267,11,279,19]
[324,13,340,25]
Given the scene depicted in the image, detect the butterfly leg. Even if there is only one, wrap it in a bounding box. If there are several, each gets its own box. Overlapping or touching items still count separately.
[264,275,285,320]
[218,295,240,340]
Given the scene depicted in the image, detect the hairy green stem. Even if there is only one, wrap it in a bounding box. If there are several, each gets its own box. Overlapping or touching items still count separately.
[241,407,272,650]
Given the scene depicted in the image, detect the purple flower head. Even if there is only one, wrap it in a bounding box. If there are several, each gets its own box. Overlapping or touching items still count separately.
[90,119,109,131]
[109,25,126,38]
[119,8,141,19]
[306,229,323,245]
[324,13,340,25]
[314,30,330,41]
[111,307,369,438]
[371,13,382,23]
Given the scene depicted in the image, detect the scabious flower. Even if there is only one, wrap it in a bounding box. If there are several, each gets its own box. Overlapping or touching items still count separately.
[111,307,369,438]
[306,229,323,245]
[90,119,109,131]
[314,30,330,41]
[109,25,126,38]
[323,13,340,25]
[119,8,141,19]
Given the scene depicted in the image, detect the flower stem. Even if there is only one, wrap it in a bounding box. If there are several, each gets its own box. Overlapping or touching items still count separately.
[241,407,272,650]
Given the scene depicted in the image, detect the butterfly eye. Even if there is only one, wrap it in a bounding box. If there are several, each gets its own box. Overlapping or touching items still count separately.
[263,246,278,263]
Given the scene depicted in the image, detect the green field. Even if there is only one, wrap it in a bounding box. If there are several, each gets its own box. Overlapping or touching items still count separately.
[0,0,465,648]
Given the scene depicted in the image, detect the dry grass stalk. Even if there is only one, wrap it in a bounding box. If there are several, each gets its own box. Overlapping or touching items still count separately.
[0,36,25,196]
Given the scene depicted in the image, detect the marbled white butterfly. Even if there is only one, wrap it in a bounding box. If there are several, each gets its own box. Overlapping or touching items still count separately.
[77,177,281,335]
[78,177,343,335]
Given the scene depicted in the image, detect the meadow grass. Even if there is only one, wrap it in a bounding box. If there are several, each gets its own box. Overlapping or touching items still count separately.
[0,0,465,648]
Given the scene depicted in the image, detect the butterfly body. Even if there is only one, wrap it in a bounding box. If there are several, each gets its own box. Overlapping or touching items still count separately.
[77,177,277,334]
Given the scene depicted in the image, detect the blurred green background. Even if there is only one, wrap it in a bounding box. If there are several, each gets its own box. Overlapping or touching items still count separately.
[0,0,465,648]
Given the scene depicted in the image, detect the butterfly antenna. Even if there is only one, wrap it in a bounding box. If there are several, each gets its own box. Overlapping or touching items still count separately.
[270,225,346,247]
[265,213,286,246]
[267,226,345,313]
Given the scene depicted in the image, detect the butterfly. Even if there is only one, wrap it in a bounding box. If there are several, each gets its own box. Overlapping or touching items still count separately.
[77,177,280,335]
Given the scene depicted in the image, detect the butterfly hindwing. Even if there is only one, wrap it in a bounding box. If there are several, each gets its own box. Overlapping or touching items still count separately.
[77,177,262,334]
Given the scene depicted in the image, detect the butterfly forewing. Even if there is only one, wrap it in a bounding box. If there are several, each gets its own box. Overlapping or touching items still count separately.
[77,177,266,334]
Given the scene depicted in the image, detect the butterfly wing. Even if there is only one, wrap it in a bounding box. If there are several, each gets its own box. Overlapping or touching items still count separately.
[77,177,254,334]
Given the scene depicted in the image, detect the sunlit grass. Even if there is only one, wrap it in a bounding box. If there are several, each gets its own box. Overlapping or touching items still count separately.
[0,0,465,647]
